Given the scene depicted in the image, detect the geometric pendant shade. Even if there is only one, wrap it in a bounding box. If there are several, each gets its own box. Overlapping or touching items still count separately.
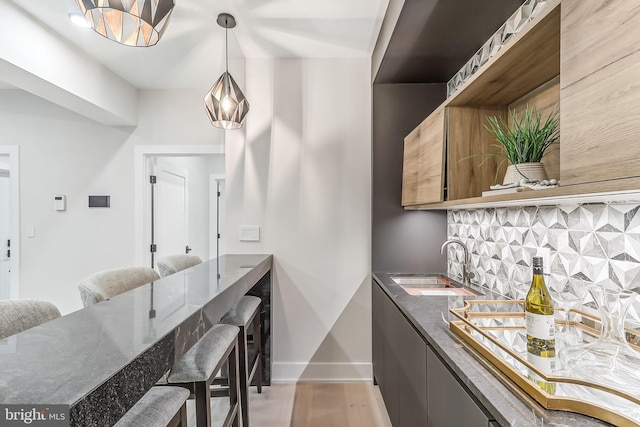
[204,13,250,129]
[75,0,175,47]
[204,71,250,129]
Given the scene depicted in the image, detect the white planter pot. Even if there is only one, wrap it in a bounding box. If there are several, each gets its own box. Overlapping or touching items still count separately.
[503,162,547,185]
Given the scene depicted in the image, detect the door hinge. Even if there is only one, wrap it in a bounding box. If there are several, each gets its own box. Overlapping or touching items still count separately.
[217,191,221,197]
[150,175,157,184]
[150,244,157,253]
[217,233,221,239]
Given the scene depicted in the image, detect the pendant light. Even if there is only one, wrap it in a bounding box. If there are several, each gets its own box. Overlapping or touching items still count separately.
[204,13,250,130]
[76,0,175,47]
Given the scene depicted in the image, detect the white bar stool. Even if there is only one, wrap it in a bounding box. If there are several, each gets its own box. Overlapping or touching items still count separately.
[220,295,263,427]
[114,387,190,427]
[167,324,241,427]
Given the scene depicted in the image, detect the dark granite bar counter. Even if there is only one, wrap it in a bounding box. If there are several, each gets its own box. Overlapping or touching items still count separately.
[372,271,609,427]
[0,254,272,426]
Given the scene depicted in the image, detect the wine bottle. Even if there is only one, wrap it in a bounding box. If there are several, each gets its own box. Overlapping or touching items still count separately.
[525,256,556,393]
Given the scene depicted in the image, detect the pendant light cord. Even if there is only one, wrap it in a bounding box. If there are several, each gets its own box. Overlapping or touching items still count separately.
[225,21,229,73]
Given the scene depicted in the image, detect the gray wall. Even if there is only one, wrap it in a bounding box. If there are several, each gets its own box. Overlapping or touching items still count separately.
[372,83,448,273]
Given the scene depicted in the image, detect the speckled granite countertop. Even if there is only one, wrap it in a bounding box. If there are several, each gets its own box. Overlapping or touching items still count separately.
[0,254,272,426]
[372,272,610,427]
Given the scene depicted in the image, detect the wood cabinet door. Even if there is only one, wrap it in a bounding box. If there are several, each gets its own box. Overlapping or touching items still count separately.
[560,0,640,185]
[402,106,446,205]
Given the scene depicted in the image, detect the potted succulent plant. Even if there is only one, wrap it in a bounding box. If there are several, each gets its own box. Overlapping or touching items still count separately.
[485,105,559,185]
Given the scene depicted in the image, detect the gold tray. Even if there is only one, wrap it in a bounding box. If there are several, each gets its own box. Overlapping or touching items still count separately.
[449,299,640,426]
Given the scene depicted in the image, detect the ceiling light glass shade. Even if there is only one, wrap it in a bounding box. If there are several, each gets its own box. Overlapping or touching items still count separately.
[204,71,250,129]
[76,0,175,47]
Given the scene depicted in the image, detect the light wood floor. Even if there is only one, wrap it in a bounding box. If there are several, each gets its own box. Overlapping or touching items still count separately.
[189,383,392,427]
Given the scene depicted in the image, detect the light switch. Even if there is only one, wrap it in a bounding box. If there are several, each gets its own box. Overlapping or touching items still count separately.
[26,225,35,238]
[239,226,260,242]
[54,195,66,211]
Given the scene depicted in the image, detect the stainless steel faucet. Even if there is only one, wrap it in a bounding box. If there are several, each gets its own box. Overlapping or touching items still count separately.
[440,239,475,285]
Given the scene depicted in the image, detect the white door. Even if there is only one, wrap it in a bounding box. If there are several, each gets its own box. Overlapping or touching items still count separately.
[153,159,189,267]
[0,169,9,300]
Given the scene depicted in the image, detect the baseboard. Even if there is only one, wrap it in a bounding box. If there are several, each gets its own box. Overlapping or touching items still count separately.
[272,362,372,383]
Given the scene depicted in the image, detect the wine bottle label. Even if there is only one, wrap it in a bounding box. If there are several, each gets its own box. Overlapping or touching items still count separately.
[526,312,555,340]
[527,351,555,372]
[527,351,556,394]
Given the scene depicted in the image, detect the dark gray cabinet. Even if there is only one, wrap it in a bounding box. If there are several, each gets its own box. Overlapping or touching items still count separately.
[373,279,427,427]
[373,279,496,427]
[397,305,428,427]
[372,280,385,388]
[427,347,491,427]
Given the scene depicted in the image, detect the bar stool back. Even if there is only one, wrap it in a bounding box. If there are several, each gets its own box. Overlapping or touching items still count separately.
[168,324,241,427]
[156,254,203,278]
[220,295,263,427]
[78,267,160,307]
[114,386,190,427]
[0,300,61,340]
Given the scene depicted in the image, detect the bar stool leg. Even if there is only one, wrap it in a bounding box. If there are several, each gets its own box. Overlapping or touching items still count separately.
[238,326,249,427]
[253,312,263,393]
[178,404,188,427]
[195,381,211,427]
[228,343,240,427]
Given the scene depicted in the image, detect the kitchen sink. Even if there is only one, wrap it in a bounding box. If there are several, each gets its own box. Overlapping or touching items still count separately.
[388,274,482,296]
[389,276,445,286]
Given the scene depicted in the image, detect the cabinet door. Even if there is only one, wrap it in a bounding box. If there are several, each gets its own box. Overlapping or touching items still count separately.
[560,0,640,185]
[373,281,428,427]
[402,106,446,206]
[427,347,490,427]
[372,280,385,391]
[382,288,400,426]
[397,308,428,427]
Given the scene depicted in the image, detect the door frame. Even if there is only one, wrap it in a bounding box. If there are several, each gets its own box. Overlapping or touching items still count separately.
[209,175,225,260]
[134,145,225,268]
[0,146,20,298]
[152,158,189,268]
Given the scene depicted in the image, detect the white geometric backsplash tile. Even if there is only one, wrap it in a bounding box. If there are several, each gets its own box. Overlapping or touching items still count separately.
[447,203,640,299]
[446,0,549,97]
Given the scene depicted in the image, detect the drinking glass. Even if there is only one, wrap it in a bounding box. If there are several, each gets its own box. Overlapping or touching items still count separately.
[548,277,587,346]
[559,280,640,393]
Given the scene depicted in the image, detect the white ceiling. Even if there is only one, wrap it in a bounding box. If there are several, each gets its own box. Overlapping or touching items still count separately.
[11,0,388,90]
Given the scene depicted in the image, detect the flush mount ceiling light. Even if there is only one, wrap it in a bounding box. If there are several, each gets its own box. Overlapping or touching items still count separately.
[204,13,250,130]
[75,0,175,47]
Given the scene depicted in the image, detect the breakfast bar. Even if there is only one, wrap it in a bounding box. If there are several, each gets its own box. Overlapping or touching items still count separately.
[0,254,272,426]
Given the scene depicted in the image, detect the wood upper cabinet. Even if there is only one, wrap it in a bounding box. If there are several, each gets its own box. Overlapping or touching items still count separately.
[560,0,640,185]
[402,106,446,206]
[400,2,562,208]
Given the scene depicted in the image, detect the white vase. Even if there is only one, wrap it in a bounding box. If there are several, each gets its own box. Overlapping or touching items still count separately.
[502,162,547,185]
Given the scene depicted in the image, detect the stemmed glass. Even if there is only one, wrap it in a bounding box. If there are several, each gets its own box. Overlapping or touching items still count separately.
[548,277,587,347]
